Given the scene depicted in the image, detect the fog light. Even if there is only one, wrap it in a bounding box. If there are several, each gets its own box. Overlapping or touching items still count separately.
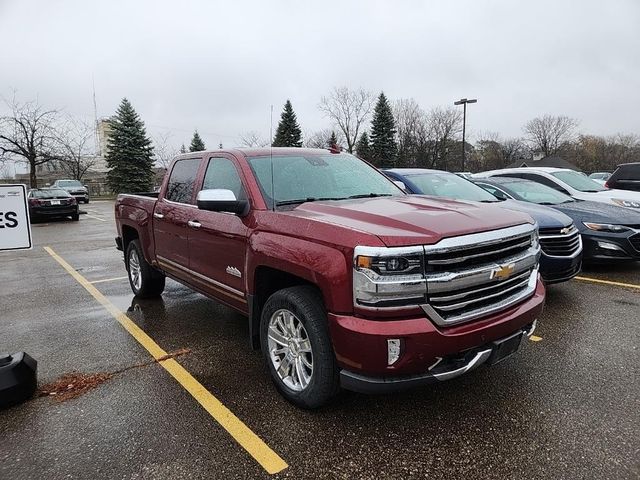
[596,241,624,252]
[387,339,401,365]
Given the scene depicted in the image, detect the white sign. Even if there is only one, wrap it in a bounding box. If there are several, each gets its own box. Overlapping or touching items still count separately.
[0,184,32,251]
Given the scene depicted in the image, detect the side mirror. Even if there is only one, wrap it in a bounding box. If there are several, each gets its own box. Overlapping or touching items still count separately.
[393,180,407,191]
[197,189,248,216]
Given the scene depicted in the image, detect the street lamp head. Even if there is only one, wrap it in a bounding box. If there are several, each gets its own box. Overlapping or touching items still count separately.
[454,98,477,105]
[467,99,478,104]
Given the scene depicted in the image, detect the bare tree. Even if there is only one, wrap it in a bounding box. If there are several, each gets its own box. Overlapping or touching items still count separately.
[393,98,426,166]
[523,115,578,157]
[153,132,180,170]
[238,131,269,148]
[304,128,345,149]
[318,87,373,153]
[56,117,97,180]
[475,132,530,171]
[426,106,462,169]
[0,94,62,187]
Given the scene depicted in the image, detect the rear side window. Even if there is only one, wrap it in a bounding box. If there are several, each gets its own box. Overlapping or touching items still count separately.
[165,158,201,204]
[611,164,640,181]
[202,157,246,200]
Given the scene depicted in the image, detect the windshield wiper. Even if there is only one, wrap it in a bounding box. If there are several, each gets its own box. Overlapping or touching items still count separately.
[275,197,343,206]
[538,202,559,205]
[346,193,393,199]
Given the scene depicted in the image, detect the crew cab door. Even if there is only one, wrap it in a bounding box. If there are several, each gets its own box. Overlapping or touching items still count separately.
[154,157,202,272]
[187,155,250,312]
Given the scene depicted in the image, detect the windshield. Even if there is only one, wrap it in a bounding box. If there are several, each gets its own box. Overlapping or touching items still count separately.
[407,172,499,202]
[58,180,83,187]
[247,153,403,208]
[499,180,575,204]
[31,189,70,198]
[551,171,606,192]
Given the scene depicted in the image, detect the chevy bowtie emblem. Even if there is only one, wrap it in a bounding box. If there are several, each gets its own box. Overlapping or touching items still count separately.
[560,227,572,235]
[491,263,515,280]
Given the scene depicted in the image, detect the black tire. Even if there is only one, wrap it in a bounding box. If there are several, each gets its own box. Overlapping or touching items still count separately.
[125,239,165,298]
[71,213,79,221]
[260,286,339,409]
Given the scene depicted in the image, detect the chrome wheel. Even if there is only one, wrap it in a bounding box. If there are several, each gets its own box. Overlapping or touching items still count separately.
[267,309,313,392]
[128,249,142,291]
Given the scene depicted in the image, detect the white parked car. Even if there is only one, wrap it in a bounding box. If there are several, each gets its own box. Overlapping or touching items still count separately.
[473,167,640,210]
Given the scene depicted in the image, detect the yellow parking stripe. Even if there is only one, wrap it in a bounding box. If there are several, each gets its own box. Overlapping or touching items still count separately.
[44,246,288,475]
[575,276,640,291]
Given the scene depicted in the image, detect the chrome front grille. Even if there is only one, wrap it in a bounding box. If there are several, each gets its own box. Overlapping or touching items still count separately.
[539,225,582,257]
[422,224,540,326]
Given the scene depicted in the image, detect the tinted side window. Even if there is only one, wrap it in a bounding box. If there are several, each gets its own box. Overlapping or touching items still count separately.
[526,174,568,192]
[202,157,246,200]
[165,159,201,204]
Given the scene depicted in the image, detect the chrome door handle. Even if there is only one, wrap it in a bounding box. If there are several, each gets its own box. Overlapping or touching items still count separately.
[187,220,201,229]
[153,212,164,219]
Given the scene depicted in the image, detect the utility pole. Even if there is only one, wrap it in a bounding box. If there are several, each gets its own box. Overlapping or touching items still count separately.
[454,98,477,171]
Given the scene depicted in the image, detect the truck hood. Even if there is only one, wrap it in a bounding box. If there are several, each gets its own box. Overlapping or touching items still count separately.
[288,195,534,247]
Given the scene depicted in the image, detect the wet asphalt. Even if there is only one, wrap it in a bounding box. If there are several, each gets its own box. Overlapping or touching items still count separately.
[0,201,639,480]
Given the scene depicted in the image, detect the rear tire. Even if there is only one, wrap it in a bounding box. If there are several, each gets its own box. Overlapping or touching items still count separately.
[260,286,339,409]
[71,213,79,221]
[125,239,165,298]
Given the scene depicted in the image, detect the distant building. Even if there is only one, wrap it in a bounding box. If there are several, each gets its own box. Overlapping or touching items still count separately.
[507,154,581,172]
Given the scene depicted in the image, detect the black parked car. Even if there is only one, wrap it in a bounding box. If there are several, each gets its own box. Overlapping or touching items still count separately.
[28,188,79,222]
[384,168,583,283]
[605,163,640,192]
[474,177,640,263]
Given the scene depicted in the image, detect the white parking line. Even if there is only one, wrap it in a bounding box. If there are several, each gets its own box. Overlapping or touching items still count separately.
[85,214,106,222]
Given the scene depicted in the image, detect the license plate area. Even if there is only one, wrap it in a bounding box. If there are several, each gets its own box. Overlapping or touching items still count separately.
[487,331,523,366]
[50,200,61,205]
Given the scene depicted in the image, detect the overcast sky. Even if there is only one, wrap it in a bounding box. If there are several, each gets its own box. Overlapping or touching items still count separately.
[1,0,639,159]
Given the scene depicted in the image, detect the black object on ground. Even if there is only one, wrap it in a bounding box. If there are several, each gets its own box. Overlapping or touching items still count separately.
[0,352,38,409]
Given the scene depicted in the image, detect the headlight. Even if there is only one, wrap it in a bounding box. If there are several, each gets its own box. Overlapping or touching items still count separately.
[612,199,640,208]
[583,222,630,233]
[353,246,426,309]
[531,228,540,250]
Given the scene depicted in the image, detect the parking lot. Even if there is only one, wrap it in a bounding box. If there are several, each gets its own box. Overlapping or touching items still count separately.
[1,200,639,480]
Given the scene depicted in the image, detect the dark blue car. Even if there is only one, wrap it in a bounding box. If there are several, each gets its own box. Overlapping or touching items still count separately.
[473,176,640,263]
[384,168,583,284]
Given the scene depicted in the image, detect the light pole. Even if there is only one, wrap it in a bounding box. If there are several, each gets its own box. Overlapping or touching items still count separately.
[454,98,477,171]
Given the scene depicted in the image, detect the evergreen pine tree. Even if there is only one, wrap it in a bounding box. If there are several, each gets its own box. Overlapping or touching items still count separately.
[179,144,187,154]
[328,131,338,148]
[190,130,206,152]
[105,98,154,194]
[370,92,398,167]
[272,100,303,147]
[355,131,372,160]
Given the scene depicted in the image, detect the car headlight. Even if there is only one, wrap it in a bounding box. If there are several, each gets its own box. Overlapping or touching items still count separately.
[583,222,631,233]
[531,228,540,250]
[612,199,640,208]
[353,246,426,309]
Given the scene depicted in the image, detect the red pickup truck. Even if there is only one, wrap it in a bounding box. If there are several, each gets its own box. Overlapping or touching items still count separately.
[115,148,545,408]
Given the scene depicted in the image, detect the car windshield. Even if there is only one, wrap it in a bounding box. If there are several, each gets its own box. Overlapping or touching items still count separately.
[499,180,575,204]
[247,153,403,208]
[58,180,83,187]
[551,171,606,192]
[31,189,70,198]
[407,172,499,202]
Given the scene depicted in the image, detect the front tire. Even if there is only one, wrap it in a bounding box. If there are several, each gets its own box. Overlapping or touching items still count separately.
[125,239,165,298]
[71,213,79,221]
[260,286,339,409]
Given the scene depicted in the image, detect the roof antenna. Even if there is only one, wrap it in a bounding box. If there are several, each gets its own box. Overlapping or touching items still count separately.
[270,104,275,212]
